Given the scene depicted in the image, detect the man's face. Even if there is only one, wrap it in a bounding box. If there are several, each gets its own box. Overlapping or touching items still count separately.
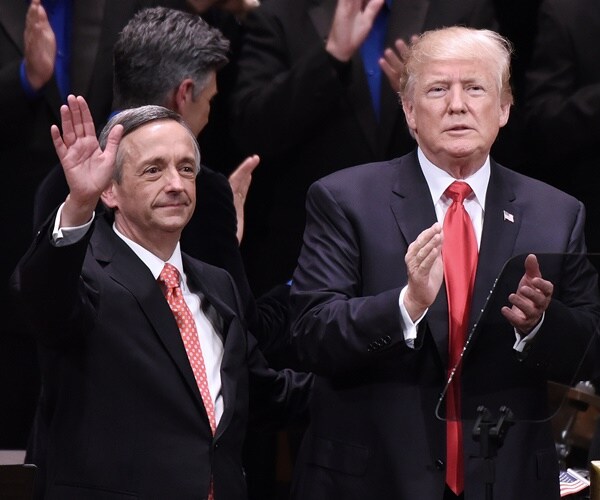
[102,120,197,244]
[402,58,510,174]
[182,72,217,136]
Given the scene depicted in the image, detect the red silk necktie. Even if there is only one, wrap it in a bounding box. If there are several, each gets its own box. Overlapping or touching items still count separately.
[159,263,216,500]
[442,181,478,495]
[159,263,217,434]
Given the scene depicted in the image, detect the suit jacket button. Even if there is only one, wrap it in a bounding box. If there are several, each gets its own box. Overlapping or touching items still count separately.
[435,459,445,470]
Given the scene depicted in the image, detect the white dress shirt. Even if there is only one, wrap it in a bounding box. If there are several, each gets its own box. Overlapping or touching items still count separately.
[398,149,539,352]
[52,205,225,424]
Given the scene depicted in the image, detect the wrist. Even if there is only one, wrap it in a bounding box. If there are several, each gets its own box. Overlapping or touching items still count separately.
[24,61,50,92]
[61,194,98,227]
[325,38,353,63]
[403,289,429,323]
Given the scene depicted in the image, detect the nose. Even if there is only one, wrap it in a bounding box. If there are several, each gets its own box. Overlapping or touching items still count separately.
[448,86,467,114]
[164,165,185,191]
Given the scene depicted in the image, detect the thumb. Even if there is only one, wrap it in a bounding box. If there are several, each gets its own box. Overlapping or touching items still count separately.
[524,253,541,278]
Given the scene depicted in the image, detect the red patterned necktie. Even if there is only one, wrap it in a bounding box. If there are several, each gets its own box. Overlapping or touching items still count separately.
[159,263,216,499]
[442,181,478,495]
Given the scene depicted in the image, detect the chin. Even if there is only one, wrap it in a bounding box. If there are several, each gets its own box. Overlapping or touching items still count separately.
[445,142,479,158]
[159,217,189,233]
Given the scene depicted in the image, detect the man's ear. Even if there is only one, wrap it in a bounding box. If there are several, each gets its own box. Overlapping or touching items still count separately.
[402,98,417,132]
[172,78,195,115]
[100,181,117,209]
[498,100,511,128]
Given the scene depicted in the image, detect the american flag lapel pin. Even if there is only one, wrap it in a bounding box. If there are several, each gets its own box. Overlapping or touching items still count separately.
[503,210,514,223]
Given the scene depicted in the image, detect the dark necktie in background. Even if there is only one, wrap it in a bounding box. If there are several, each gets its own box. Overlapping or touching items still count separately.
[360,0,390,122]
[43,0,72,100]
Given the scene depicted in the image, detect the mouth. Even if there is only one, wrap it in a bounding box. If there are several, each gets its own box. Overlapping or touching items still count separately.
[156,202,189,209]
[446,125,472,133]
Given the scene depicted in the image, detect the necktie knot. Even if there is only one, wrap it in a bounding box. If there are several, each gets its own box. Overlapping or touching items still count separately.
[445,181,473,204]
[159,263,180,290]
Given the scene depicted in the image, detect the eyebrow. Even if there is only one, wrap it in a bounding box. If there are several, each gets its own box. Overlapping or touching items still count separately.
[136,153,197,167]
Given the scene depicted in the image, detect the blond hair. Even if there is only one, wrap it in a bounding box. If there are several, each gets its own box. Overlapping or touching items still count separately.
[399,26,514,106]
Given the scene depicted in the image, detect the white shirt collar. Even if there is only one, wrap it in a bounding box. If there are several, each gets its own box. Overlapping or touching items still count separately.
[417,148,490,211]
[112,224,184,282]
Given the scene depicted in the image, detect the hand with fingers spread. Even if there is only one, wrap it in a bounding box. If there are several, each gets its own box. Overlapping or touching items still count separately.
[24,0,56,91]
[228,154,260,245]
[50,95,123,226]
[501,253,554,334]
[379,36,417,94]
[403,222,444,321]
[326,0,385,62]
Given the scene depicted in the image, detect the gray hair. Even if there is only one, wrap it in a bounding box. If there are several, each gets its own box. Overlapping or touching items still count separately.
[399,26,514,106]
[113,7,230,109]
[98,105,201,183]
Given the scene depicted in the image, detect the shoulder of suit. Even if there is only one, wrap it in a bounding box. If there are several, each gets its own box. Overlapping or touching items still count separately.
[183,252,233,281]
[493,161,580,206]
[197,164,231,194]
[315,155,407,189]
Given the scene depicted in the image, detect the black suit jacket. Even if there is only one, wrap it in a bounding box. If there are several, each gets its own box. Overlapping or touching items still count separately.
[524,0,600,251]
[0,0,187,448]
[33,163,292,363]
[1,0,140,318]
[229,0,498,294]
[288,151,600,500]
[10,214,310,499]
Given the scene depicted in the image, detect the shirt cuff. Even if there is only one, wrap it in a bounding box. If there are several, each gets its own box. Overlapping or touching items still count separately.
[513,312,545,352]
[399,285,427,349]
[52,202,95,247]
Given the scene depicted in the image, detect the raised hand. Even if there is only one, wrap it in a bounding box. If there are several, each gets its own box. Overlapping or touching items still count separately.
[326,0,385,62]
[24,0,56,91]
[501,254,554,333]
[50,95,122,226]
[228,154,260,244]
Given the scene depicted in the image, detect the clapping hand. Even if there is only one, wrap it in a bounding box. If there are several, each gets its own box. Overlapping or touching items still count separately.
[379,36,417,94]
[501,254,554,334]
[24,0,56,91]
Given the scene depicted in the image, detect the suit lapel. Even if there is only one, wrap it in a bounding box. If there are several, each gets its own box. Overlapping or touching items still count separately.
[389,152,450,359]
[464,162,521,362]
[389,152,437,245]
[388,155,522,365]
[470,162,521,326]
[182,255,242,439]
[90,221,210,422]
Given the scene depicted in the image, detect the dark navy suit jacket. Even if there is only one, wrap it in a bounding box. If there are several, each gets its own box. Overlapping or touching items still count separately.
[289,150,600,500]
